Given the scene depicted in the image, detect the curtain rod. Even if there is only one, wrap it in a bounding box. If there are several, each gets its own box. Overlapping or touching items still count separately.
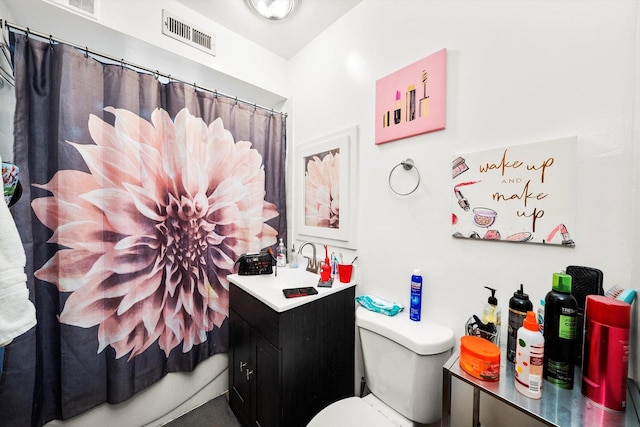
[2,20,286,118]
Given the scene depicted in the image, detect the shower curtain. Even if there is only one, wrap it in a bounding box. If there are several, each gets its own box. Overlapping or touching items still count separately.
[0,34,287,427]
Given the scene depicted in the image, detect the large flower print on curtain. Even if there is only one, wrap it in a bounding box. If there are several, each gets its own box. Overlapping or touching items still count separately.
[2,34,287,427]
[32,107,278,359]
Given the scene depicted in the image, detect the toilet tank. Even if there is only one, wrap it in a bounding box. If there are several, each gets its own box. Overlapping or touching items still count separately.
[356,306,455,424]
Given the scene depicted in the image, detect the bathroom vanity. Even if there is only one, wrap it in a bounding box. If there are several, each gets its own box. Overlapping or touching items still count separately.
[227,268,356,427]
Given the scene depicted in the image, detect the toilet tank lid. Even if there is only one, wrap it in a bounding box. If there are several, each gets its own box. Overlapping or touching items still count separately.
[356,306,455,355]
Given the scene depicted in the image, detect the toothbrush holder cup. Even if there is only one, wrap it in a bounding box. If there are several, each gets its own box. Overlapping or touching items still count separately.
[338,264,353,283]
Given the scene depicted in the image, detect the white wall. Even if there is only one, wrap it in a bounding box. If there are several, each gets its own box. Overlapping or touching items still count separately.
[290,0,639,366]
[288,0,640,424]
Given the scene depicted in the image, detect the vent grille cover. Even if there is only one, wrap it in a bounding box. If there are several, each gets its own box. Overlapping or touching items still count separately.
[69,0,95,14]
[46,0,98,19]
[162,10,216,56]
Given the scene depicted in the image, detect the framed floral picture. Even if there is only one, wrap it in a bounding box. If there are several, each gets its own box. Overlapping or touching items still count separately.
[295,126,358,249]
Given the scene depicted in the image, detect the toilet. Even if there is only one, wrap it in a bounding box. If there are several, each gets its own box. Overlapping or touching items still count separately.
[308,306,455,426]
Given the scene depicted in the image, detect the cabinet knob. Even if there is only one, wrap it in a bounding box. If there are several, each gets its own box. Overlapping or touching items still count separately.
[239,361,248,372]
[245,369,254,381]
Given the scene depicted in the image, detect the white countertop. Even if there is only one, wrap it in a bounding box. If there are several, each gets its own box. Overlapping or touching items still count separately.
[228,267,356,313]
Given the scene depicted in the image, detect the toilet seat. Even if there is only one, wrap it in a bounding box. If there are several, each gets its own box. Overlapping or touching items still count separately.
[307,397,396,427]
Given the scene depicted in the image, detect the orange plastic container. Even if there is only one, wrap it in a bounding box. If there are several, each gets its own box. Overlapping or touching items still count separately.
[459,335,501,381]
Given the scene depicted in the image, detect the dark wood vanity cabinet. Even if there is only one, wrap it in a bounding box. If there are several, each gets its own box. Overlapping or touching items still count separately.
[229,283,355,427]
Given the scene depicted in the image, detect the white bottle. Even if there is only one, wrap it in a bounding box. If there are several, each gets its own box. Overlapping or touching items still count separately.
[276,238,286,267]
[514,311,544,399]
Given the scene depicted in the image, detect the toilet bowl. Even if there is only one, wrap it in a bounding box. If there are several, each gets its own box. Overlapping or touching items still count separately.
[307,396,399,427]
[308,306,455,426]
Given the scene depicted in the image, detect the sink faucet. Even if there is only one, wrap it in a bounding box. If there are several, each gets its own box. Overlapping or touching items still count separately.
[298,242,319,274]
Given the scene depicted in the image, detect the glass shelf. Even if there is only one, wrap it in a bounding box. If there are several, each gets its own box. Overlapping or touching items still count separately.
[442,351,640,426]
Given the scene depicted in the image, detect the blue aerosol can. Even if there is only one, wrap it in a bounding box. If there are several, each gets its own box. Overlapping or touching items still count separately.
[410,269,423,321]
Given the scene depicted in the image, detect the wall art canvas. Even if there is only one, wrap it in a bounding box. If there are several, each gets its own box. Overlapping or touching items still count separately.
[296,126,358,249]
[375,48,446,145]
[451,136,577,246]
[295,126,358,248]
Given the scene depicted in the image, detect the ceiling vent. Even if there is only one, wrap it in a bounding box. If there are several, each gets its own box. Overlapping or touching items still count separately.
[162,10,216,57]
[46,0,99,19]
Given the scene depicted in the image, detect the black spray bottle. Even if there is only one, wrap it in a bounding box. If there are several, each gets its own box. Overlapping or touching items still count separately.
[507,284,533,363]
[543,272,578,389]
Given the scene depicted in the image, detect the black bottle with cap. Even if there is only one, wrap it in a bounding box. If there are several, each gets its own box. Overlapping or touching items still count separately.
[543,272,578,389]
[507,284,533,363]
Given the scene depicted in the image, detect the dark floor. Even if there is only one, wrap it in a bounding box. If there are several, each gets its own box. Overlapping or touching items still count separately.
[163,394,241,427]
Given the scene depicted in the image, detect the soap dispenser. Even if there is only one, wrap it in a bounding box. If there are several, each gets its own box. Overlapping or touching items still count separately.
[276,238,286,267]
[482,286,501,346]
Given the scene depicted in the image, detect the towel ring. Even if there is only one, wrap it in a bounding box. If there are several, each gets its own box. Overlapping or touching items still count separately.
[388,158,421,196]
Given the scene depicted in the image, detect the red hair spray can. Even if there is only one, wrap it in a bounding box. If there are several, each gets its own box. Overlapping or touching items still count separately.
[581,295,630,411]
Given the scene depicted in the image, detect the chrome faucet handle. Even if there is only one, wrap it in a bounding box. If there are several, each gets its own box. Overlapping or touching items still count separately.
[299,241,320,274]
[304,256,319,274]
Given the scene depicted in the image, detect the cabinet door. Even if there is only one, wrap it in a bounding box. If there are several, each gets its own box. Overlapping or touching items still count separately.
[255,333,281,427]
[229,309,255,426]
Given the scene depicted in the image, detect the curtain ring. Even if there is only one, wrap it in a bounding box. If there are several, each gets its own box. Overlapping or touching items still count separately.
[234,96,238,105]
[84,47,89,58]
[154,70,159,79]
[388,158,421,196]
[193,82,197,92]
[120,59,125,69]
[214,90,218,98]
[49,35,54,49]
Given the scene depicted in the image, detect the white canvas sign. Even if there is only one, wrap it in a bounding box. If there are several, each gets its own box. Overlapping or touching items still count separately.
[452,136,577,246]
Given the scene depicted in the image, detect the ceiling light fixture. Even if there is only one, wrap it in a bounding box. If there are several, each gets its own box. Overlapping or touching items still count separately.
[245,0,298,21]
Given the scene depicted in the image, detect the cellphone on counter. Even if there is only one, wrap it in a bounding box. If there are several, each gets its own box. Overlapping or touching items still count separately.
[282,287,318,298]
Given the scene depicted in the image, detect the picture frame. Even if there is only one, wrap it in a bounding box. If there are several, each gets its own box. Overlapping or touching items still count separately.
[295,126,358,249]
[375,48,447,144]
[451,136,577,246]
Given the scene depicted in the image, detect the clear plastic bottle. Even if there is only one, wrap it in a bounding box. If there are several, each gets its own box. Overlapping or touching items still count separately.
[515,311,544,399]
[276,238,286,267]
[482,286,501,346]
[289,244,298,268]
[409,269,423,321]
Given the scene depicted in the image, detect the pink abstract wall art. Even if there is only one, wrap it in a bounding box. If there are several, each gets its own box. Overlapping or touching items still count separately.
[375,48,447,145]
